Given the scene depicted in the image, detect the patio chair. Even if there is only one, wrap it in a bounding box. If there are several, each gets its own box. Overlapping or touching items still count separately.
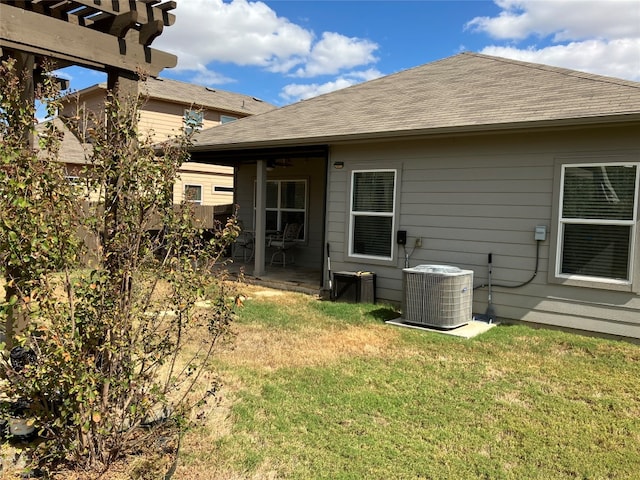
[232,229,254,262]
[269,223,303,267]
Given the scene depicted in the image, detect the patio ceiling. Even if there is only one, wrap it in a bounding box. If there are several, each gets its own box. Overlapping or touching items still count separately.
[189,144,329,167]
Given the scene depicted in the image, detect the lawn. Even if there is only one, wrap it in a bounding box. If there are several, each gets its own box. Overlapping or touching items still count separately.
[172,285,640,480]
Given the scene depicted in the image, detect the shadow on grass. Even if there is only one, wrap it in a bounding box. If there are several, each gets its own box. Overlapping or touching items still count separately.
[366,307,400,323]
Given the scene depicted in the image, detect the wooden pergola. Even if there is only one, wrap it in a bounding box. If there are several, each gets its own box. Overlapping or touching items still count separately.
[1,0,179,348]
[1,0,178,100]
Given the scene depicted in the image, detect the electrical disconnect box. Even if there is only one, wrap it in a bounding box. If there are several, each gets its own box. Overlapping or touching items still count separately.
[535,225,547,241]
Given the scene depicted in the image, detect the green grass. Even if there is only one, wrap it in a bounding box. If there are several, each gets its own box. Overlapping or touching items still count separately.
[195,290,640,479]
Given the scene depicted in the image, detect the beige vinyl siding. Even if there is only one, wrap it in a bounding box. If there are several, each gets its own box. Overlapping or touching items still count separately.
[325,124,640,338]
[64,163,102,203]
[139,100,220,142]
[57,82,274,224]
[138,102,238,206]
[138,101,238,207]
[174,165,234,206]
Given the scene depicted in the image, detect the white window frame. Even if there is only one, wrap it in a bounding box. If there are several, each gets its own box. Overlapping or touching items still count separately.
[254,179,307,241]
[184,109,203,134]
[184,184,203,205]
[551,159,639,291]
[348,168,397,262]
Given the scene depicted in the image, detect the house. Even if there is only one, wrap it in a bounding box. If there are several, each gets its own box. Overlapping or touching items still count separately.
[58,77,276,209]
[186,52,640,339]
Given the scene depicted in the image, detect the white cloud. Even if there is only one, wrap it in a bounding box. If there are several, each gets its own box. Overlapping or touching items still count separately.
[155,0,379,80]
[190,67,236,87]
[281,68,383,102]
[294,32,379,78]
[467,0,640,81]
[155,0,312,72]
[466,0,639,41]
[481,39,640,81]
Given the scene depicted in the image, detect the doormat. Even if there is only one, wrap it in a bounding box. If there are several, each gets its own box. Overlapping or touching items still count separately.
[385,318,497,339]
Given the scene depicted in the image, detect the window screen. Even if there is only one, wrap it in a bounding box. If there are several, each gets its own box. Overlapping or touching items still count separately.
[350,170,396,259]
[559,164,638,281]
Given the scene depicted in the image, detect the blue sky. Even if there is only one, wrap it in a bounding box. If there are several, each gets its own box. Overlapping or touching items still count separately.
[58,0,640,107]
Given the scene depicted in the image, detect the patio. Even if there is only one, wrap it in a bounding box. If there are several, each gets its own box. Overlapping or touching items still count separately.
[220,258,323,296]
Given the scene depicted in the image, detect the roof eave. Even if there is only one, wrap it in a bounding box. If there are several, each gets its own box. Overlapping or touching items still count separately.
[189,113,640,153]
[143,94,260,115]
[64,83,266,115]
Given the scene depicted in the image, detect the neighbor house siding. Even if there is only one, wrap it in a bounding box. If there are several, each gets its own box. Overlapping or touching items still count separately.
[67,90,105,118]
[325,124,640,338]
[62,94,236,208]
[173,163,234,206]
[139,100,221,142]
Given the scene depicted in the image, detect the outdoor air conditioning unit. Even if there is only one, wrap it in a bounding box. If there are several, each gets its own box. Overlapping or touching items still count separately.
[402,265,473,329]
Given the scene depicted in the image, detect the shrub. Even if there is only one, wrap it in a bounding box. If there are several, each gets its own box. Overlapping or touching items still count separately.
[0,58,239,475]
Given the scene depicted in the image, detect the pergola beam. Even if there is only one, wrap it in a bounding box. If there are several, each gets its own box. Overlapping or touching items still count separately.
[139,19,164,47]
[0,3,176,76]
[2,0,176,46]
[74,0,176,26]
[5,0,176,26]
[89,10,139,38]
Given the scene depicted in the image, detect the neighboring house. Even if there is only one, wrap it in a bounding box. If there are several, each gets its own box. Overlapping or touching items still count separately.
[187,52,640,339]
[57,77,276,209]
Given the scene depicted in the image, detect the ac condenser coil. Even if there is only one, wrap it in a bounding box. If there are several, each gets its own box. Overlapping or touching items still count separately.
[402,265,473,328]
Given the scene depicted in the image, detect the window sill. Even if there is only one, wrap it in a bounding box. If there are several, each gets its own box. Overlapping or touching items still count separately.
[346,254,396,268]
[550,274,634,293]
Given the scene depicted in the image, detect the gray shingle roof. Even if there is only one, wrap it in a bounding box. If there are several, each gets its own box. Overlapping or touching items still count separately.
[191,52,640,150]
[53,78,277,162]
[79,77,276,116]
[138,77,276,116]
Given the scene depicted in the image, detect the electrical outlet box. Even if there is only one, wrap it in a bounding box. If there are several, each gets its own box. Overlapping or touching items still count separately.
[397,230,407,245]
[415,237,422,248]
[535,225,547,241]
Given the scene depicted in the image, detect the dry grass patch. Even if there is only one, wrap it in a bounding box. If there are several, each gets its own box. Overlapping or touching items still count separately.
[217,322,398,371]
[214,284,402,370]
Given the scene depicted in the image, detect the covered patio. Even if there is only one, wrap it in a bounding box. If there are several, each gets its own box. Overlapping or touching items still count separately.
[189,145,329,288]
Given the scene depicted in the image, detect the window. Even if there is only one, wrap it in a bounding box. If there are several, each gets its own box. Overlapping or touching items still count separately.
[184,184,203,205]
[65,175,84,192]
[255,180,306,239]
[557,163,638,284]
[184,109,203,134]
[220,115,237,124]
[349,169,397,260]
